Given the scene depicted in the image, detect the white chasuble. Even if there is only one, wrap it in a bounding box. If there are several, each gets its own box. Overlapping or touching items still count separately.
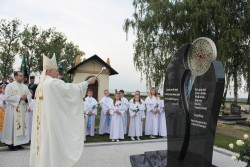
[30,76,88,167]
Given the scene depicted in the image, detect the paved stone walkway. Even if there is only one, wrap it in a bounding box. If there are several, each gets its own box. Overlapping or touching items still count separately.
[0,139,246,167]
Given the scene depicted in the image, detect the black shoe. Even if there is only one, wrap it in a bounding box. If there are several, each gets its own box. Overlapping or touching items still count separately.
[7,145,17,151]
[15,145,24,150]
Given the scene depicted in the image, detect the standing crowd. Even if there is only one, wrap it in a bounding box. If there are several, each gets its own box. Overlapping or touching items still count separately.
[0,72,167,152]
[84,87,167,142]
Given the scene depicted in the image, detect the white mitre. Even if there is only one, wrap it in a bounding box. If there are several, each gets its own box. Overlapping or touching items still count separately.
[37,54,58,99]
[43,54,58,70]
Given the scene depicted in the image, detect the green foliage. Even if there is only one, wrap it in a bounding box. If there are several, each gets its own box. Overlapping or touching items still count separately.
[124,0,250,101]
[0,19,21,78]
[228,134,250,165]
[0,19,85,83]
[19,26,85,82]
[62,42,84,82]
[215,133,241,153]
[239,141,250,164]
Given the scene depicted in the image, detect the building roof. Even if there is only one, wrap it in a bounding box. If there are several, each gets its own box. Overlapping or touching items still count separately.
[67,54,119,75]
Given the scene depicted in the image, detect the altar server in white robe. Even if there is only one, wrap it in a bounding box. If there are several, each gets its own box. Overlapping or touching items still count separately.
[157,93,167,138]
[84,89,98,137]
[29,55,96,167]
[119,90,129,134]
[128,94,145,140]
[145,87,160,138]
[1,71,32,151]
[109,93,125,142]
[99,90,113,134]
[129,90,143,103]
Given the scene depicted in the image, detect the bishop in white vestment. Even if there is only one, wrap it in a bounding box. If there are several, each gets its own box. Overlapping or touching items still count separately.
[1,71,32,150]
[29,55,96,167]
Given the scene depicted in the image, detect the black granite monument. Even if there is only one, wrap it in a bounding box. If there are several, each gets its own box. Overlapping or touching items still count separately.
[130,37,225,167]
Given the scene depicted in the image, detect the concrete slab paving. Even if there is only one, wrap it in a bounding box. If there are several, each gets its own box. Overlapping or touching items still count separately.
[0,139,247,167]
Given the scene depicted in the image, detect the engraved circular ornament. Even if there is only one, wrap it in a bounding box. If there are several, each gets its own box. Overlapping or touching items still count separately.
[187,37,217,76]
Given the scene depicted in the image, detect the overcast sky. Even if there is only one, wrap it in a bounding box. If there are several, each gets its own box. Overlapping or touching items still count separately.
[0,0,248,98]
[0,0,149,93]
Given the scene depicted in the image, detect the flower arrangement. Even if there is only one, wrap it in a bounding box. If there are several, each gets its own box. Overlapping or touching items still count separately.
[133,106,140,113]
[221,103,224,109]
[229,134,250,166]
[92,103,99,110]
[223,109,231,115]
[115,102,122,108]
[154,103,159,109]
[246,118,250,124]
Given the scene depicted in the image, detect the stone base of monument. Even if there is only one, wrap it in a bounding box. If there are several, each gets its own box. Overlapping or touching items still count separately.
[130,150,217,167]
[130,150,167,167]
[219,115,246,121]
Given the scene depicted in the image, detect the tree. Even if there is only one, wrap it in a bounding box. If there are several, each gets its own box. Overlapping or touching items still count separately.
[242,1,250,104]
[0,19,21,78]
[61,42,84,82]
[34,28,84,82]
[124,1,173,90]
[124,0,250,101]
[19,26,84,82]
[33,28,67,72]
[0,19,85,83]
[20,25,40,76]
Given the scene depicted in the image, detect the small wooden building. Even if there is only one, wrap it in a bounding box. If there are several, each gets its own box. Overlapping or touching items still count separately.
[68,54,118,101]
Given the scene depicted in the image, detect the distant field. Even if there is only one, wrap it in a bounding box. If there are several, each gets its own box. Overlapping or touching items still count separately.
[111,93,248,104]
[225,98,248,103]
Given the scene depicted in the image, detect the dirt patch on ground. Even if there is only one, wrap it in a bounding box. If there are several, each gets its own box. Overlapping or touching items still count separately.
[216,123,250,141]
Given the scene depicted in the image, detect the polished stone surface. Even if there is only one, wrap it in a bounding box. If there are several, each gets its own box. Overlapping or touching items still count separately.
[162,41,225,167]
[164,44,191,160]
[184,61,225,166]
[145,150,167,167]
[130,154,151,167]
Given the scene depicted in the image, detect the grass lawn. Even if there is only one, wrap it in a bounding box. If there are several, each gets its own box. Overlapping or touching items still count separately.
[214,133,242,153]
[85,133,162,143]
[0,130,246,155]
[1,132,242,153]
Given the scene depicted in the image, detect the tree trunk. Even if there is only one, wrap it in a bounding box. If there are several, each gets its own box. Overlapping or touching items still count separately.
[247,74,250,104]
[247,90,250,104]
[233,68,238,104]
[155,81,159,94]
[223,72,231,107]
[247,64,250,105]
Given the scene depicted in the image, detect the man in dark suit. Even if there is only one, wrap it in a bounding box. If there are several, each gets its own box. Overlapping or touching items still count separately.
[28,76,37,99]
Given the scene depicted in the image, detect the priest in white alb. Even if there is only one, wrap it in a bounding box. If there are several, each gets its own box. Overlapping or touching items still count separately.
[1,71,32,151]
[29,55,96,167]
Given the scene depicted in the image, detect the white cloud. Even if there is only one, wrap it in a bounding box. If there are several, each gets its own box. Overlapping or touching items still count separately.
[1,0,147,92]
